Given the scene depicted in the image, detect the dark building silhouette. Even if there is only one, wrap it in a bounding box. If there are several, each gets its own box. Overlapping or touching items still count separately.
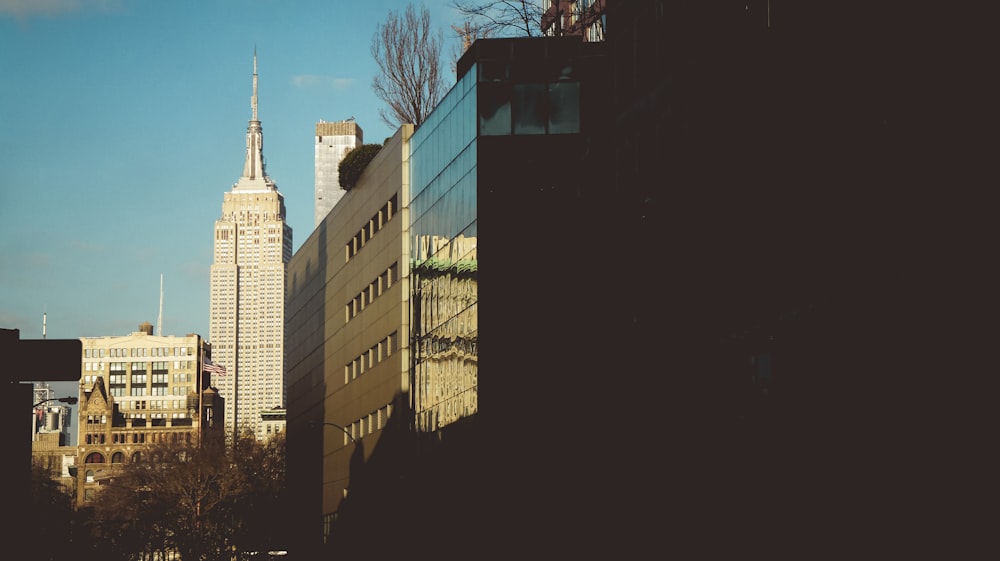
[288,2,974,557]
[4,328,81,552]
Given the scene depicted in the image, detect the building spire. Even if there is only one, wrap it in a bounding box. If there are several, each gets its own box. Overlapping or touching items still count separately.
[252,47,258,122]
[239,48,268,186]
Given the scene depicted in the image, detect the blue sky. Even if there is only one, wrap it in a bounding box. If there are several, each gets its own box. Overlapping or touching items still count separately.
[1,0,465,355]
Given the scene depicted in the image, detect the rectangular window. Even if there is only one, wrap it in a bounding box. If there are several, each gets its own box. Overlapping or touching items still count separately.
[479,59,507,82]
[512,83,546,135]
[549,82,581,134]
[479,83,511,136]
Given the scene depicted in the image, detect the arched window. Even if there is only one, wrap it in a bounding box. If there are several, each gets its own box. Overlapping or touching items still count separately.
[85,452,105,464]
[131,452,141,463]
[111,452,125,464]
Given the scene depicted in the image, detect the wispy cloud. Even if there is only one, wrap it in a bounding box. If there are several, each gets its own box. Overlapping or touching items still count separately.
[291,74,356,91]
[0,0,121,18]
[68,239,105,253]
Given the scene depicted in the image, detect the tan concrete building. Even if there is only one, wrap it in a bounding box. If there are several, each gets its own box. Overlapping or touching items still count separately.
[210,53,292,441]
[260,406,286,441]
[31,431,77,496]
[286,124,413,546]
[73,322,221,506]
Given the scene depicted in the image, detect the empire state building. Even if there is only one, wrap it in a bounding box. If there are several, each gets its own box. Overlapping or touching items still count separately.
[209,52,292,441]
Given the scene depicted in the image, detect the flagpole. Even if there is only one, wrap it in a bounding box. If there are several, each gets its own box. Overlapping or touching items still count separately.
[198,340,204,449]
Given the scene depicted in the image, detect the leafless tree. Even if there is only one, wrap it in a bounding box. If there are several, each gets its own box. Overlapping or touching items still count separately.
[371,3,445,128]
[449,20,491,72]
[85,434,287,561]
[449,0,546,38]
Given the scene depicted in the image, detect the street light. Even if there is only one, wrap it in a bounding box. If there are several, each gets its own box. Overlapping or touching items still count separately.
[33,396,78,408]
[307,420,357,445]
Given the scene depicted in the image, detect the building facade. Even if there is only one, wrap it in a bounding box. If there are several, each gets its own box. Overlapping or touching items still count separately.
[285,36,612,558]
[32,382,74,445]
[315,119,363,228]
[286,124,413,552]
[260,406,286,441]
[541,0,607,41]
[31,431,77,497]
[73,322,221,507]
[210,53,292,441]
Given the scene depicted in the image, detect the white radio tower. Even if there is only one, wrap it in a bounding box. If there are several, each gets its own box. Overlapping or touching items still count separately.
[157,274,164,336]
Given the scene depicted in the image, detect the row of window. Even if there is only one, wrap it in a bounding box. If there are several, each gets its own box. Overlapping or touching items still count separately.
[83,416,192,436]
[108,386,190,397]
[83,430,194,464]
[108,362,166,373]
[85,346,194,359]
[346,403,393,445]
[117,399,189,410]
[345,194,399,261]
[479,81,581,136]
[346,262,400,321]
[344,331,399,384]
[85,450,140,464]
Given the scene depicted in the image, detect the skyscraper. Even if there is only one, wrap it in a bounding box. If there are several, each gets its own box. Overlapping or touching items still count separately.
[314,119,363,227]
[209,52,292,441]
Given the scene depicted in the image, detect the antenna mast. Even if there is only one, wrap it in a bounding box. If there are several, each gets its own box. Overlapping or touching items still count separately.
[157,274,164,336]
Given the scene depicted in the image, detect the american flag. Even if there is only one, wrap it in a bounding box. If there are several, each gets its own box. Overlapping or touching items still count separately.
[203,359,226,375]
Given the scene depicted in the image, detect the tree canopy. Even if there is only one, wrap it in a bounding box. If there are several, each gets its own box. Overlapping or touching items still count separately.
[339,143,383,190]
[81,433,288,561]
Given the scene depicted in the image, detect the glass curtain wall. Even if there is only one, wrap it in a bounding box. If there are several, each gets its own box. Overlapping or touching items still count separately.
[409,66,479,432]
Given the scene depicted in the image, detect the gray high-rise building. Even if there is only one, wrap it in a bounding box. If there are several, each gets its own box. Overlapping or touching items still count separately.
[209,53,292,441]
[314,119,363,227]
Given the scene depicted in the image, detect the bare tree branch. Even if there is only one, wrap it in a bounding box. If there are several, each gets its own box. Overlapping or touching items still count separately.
[450,0,545,38]
[371,3,445,129]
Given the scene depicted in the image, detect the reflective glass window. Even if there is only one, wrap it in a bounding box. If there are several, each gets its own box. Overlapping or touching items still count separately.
[513,83,546,135]
[549,82,581,134]
[479,83,511,136]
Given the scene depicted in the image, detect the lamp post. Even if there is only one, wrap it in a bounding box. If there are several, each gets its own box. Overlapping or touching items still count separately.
[33,396,78,408]
[307,420,357,445]
[307,420,358,552]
